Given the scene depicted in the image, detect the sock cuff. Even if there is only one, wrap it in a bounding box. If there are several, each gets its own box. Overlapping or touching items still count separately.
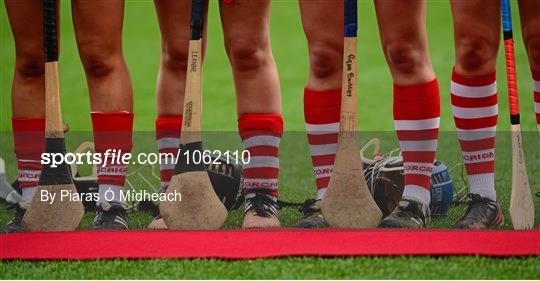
[12,117,45,159]
[393,79,439,102]
[238,113,283,140]
[393,79,440,120]
[156,115,182,140]
[304,87,341,107]
[532,68,540,81]
[452,68,496,86]
[304,88,341,124]
[91,112,134,152]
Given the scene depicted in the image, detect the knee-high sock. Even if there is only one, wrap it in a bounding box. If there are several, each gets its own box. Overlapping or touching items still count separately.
[238,113,283,201]
[155,115,182,192]
[304,88,341,200]
[91,112,133,205]
[12,118,45,203]
[533,69,540,133]
[394,79,440,206]
[451,70,498,200]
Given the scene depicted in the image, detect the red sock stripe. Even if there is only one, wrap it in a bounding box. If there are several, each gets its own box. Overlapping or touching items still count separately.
[452,69,496,86]
[534,92,540,103]
[404,175,431,190]
[307,133,339,145]
[316,177,331,189]
[453,116,498,130]
[396,129,439,141]
[245,146,279,157]
[464,161,495,175]
[401,151,437,163]
[459,138,496,152]
[311,155,336,167]
[393,80,440,120]
[532,69,540,81]
[451,94,498,108]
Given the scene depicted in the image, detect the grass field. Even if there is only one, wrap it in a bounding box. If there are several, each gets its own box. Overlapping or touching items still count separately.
[1,1,539,279]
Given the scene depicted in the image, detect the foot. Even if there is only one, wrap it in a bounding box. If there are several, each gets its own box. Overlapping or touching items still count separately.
[378,198,430,228]
[93,201,129,230]
[242,193,281,229]
[147,215,168,230]
[2,203,26,233]
[294,199,328,228]
[453,194,503,229]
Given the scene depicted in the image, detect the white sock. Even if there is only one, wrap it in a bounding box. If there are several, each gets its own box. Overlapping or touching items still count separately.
[22,187,36,204]
[97,185,124,205]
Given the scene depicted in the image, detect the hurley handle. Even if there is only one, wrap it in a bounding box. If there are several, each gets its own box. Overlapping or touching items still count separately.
[43,0,64,137]
[344,0,357,37]
[44,0,58,62]
[340,0,358,134]
[501,0,520,124]
[190,0,205,40]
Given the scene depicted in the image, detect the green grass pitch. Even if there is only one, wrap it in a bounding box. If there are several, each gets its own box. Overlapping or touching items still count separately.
[1,1,539,279]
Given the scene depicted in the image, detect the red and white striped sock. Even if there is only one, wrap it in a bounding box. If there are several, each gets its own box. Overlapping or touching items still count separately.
[91,112,134,205]
[12,118,45,204]
[155,115,182,192]
[304,87,340,200]
[533,69,540,133]
[238,113,283,201]
[451,70,498,200]
[394,79,440,206]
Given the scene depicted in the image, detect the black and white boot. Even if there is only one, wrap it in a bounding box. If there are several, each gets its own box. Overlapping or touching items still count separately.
[453,194,503,229]
[93,201,129,230]
[294,199,328,228]
[2,203,27,233]
[378,198,430,228]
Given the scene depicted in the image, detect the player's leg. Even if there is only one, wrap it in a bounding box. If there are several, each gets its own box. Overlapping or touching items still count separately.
[375,0,440,228]
[518,0,540,132]
[295,0,343,228]
[450,0,503,229]
[149,0,209,230]
[72,0,133,230]
[3,0,46,233]
[220,0,283,228]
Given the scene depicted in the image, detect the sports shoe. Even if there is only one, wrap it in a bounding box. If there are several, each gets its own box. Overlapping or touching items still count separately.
[294,199,328,228]
[242,193,281,228]
[378,198,430,228]
[453,193,503,229]
[147,215,168,230]
[93,201,129,230]
[2,203,26,233]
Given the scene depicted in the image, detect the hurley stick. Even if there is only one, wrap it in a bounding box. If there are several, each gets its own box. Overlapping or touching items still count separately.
[321,0,382,228]
[501,0,534,229]
[160,0,227,230]
[23,0,84,231]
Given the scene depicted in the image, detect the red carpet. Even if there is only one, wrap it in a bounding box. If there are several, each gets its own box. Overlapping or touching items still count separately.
[1,229,539,260]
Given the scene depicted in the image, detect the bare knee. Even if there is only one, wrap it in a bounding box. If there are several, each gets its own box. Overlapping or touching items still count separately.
[226,39,267,73]
[79,46,119,78]
[309,42,342,80]
[456,36,498,73]
[15,52,44,80]
[161,43,188,73]
[385,43,424,75]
